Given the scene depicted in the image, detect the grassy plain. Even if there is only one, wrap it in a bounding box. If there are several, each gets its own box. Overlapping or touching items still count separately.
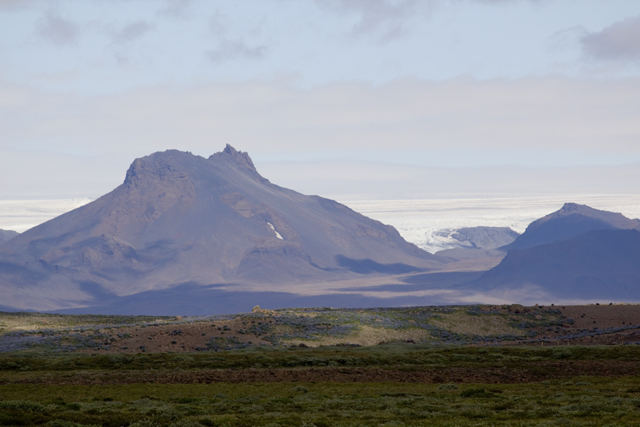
[1,305,640,426]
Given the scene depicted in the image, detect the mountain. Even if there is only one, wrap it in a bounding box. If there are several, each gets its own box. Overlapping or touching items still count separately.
[0,229,18,243]
[0,146,441,311]
[501,203,640,251]
[469,229,640,301]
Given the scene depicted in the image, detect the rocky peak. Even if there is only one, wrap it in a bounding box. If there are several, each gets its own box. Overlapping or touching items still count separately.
[560,202,581,212]
[211,144,258,173]
[123,150,196,187]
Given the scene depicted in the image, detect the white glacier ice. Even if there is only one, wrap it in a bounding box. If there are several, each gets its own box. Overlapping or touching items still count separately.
[341,195,640,253]
[0,198,92,233]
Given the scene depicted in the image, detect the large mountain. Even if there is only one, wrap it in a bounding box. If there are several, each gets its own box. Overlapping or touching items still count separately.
[501,202,640,251]
[469,229,640,301]
[0,146,441,311]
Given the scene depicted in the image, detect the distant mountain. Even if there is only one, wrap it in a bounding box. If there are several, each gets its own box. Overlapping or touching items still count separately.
[0,146,441,311]
[0,229,18,243]
[470,229,640,301]
[450,226,520,250]
[501,203,640,251]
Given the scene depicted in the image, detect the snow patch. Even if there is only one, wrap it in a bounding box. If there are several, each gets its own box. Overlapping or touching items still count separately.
[267,222,283,240]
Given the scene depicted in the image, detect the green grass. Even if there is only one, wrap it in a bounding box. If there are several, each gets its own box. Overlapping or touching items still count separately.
[1,379,640,426]
[2,344,640,372]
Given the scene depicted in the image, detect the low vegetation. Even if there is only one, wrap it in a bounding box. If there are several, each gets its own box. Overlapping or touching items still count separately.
[1,305,640,426]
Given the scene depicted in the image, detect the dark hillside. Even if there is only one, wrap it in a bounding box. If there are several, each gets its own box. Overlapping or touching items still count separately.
[473,229,640,300]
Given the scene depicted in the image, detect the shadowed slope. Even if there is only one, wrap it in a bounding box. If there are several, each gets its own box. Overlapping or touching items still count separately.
[470,229,640,301]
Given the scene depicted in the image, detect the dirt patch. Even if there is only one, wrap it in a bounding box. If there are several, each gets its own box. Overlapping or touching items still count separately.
[84,319,273,353]
[560,304,640,330]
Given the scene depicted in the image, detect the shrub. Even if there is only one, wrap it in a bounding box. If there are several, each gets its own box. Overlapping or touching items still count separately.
[129,421,160,427]
[460,388,493,398]
[46,421,100,427]
[292,385,309,393]
[438,384,459,390]
[169,420,203,427]
[0,400,46,412]
[552,349,573,360]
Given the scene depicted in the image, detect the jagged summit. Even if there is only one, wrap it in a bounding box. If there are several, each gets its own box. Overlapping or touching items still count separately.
[211,144,258,173]
[0,146,440,312]
[124,145,263,187]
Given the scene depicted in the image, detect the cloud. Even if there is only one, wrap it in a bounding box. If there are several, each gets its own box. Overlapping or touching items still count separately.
[548,26,587,53]
[314,0,542,43]
[316,0,424,42]
[209,10,226,36]
[35,10,78,45]
[206,39,267,62]
[582,15,640,62]
[205,11,267,62]
[0,0,41,10]
[157,0,191,18]
[110,21,154,45]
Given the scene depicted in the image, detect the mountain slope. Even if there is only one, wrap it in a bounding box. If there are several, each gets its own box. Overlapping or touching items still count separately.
[501,203,640,251]
[0,230,18,243]
[0,146,441,311]
[470,229,640,301]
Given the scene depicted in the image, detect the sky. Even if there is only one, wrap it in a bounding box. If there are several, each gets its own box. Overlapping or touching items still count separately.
[1,0,640,200]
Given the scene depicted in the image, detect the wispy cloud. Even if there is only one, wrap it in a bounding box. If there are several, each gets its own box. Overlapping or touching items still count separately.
[0,0,40,11]
[35,10,78,46]
[205,11,267,63]
[157,0,192,18]
[316,0,549,44]
[582,15,640,62]
[316,0,425,43]
[206,39,267,63]
[110,21,154,45]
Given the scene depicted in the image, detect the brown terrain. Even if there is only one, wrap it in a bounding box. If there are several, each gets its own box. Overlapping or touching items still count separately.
[63,304,640,355]
[2,304,640,387]
[84,318,274,354]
